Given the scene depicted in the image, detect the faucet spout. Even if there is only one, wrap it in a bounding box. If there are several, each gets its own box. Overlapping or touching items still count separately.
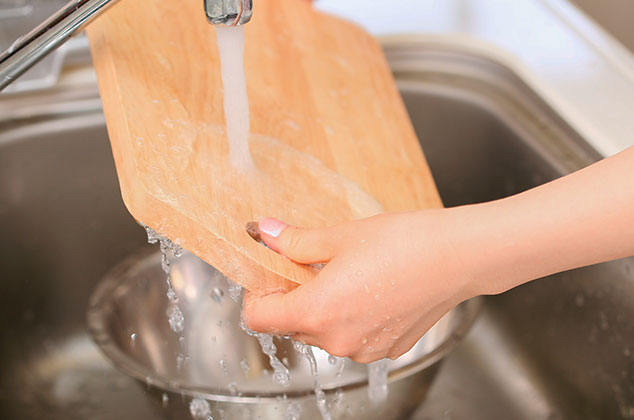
[204,0,253,26]
[0,0,253,92]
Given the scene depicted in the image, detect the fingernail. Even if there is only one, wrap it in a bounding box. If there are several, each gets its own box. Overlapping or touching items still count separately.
[259,218,286,238]
[245,221,261,242]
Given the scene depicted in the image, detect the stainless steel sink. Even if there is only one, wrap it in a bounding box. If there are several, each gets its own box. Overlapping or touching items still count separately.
[1,41,633,419]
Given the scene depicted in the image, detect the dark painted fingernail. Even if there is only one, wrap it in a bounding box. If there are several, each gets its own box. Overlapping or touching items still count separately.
[246,221,261,242]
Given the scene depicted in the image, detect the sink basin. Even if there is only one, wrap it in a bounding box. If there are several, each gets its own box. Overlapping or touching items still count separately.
[1,40,633,419]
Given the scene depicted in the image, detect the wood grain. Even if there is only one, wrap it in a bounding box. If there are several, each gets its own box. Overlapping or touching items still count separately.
[86,0,442,293]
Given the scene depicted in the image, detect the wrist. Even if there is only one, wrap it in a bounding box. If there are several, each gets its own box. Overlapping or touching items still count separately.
[441,200,531,298]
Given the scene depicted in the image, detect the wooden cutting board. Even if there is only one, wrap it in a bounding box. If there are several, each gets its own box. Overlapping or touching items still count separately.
[86,0,442,294]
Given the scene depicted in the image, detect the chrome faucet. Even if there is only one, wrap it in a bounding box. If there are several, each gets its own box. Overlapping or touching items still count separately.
[205,0,252,26]
[0,0,253,91]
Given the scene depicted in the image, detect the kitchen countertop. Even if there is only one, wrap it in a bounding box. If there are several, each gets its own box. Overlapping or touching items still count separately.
[315,0,634,157]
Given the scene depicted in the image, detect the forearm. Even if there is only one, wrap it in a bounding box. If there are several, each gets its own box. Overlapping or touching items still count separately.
[461,146,634,295]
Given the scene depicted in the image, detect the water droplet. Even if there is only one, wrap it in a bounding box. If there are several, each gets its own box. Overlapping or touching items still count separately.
[167,287,178,303]
[361,337,368,345]
[335,358,346,379]
[189,398,211,419]
[240,359,250,376]
[227,279,242,302]
[130,333,137,343]
[162,393,169,407]
[334,388,344,405]
[285,401,302,420]
[211,287,224,303]
[599,312,609,330]
[328,354,337,365]
[575,293,585,307]
[220,359,229,376]
[177,354,186,370]
[227,381,238,395]
[167,305,185,333]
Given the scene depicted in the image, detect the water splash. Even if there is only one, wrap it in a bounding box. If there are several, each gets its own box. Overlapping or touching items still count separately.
[293,341,331,420]
[189,398,212,420]
[240,359,250,377]
[167,304,185,333]
[144,224,183,304]
[367,360,388,402]
[144,225,187,370]
[285,401,302,420]
[334,388,344,406]
[227,279,242,303]
[238,304,290,386]
[335,358,346,380]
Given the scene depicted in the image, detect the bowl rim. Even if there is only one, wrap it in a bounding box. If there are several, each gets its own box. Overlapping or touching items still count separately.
[87,248,482,402]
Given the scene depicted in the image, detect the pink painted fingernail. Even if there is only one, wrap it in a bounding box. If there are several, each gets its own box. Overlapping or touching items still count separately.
[259,218,286,238]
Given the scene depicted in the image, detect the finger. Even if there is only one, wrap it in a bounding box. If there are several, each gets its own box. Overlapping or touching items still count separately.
[349,349,389,364]
[243,289,301,335]
[247,218,344,264]
[291,334,320,348]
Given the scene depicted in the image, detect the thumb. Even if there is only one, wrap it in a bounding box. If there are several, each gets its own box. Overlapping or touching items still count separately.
[246,218,340,264]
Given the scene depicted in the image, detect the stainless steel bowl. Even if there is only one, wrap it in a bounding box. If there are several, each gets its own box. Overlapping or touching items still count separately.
[87,249,480,419]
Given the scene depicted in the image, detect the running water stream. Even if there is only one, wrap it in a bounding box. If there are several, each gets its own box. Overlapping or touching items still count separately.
[216,26,254,171]
[214,23,391,417]
[215,25,336,419]
[144,225,189,371]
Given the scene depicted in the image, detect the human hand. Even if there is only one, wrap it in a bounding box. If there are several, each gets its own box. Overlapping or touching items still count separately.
[243,146,634,364]
[243,209,484,363]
